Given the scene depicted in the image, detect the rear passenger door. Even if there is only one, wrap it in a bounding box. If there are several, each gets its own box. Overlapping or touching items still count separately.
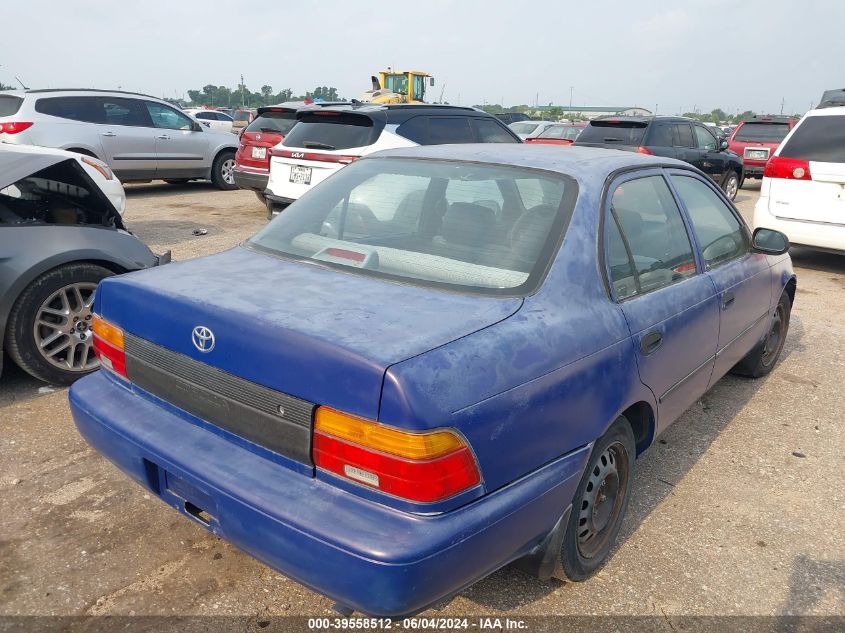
[667,171,772,383]
[672,122,700,168]
[96,97,158,180]
[604,170,719,430]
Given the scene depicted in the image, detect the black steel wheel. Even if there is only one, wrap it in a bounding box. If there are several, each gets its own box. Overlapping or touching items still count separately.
[732,290,792,378]
[560,417,635,581]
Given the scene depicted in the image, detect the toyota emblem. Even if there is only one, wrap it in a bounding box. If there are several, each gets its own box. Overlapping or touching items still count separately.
[192,326,215,353]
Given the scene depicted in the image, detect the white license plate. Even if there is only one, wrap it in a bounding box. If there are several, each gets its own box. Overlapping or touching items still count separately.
[289,165,312,185]
[745,148,769,160]
[251,146,266,159]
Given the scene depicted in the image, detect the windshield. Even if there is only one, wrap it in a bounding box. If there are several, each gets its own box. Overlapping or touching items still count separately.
[0,95,23,116]
[282,112,380,150]
[779,116,845,163]
[577,120,648,145]
[539,126,583,140]
[234,111,252,122]
[734,122,790,142]
[245,112,297,135]
[510,122,539,135]
[248,158,577,295]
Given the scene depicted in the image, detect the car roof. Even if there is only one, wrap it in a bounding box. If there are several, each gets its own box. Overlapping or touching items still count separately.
[365,144,688,179]
[305,103,487,124]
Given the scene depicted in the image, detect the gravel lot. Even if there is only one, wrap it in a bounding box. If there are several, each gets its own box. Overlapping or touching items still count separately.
[1,179,843,626]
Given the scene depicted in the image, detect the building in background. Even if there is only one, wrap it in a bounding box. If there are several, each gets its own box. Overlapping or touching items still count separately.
[532,105,652,120]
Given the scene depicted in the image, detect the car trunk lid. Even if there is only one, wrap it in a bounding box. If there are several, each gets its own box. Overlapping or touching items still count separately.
[96,246,521,465]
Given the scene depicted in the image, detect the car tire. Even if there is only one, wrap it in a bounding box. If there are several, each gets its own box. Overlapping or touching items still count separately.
[722,171,740,200]
[164,179,190,184]
[560,416,635,581]
[731,291,791,378]
[211,151,237,191]
[6,263,114,385]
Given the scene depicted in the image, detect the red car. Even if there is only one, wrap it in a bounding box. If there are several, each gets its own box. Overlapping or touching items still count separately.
[524,122,587,146]
[728,116,798,180]
[233,106,300,201]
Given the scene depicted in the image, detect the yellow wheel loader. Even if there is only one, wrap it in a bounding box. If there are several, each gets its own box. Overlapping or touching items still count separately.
[360,70,434,104]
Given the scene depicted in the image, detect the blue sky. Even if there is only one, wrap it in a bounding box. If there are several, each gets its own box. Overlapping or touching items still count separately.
[1,0,840,114]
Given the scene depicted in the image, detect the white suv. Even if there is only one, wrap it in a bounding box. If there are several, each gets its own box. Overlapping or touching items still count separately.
[753,107,845,252]
[0,89,240,189]
[264,104,520,217]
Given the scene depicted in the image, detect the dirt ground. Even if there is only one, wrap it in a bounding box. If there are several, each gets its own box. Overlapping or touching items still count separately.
[1,179,843,626]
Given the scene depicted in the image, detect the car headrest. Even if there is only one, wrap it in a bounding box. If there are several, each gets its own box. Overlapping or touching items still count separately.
[441,202,495,247]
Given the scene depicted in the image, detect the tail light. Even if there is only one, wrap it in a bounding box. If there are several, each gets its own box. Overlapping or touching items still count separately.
[271,149,359,165]
[637,146,653,155]
[313,407,481,503]
[92,315,127,378]
[0,121,33,134]
[764,156,812,180]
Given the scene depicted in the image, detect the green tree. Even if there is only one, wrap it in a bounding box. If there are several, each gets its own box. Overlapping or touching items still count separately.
[0,82,14,91]
[261,85,273,100]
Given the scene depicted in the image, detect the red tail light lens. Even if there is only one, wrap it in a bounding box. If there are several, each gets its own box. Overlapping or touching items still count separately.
[270,149,359,165]
[0,121,33,134]
[637,146,653,155]
[92,315,127,378]
[764,156,812,180]
[313,407,481,503]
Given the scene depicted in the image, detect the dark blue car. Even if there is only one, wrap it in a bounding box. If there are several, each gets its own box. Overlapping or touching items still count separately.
[69,145,795,617]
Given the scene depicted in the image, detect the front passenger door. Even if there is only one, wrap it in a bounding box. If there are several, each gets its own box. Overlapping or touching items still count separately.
[144,102,210,178]
[668,172,772,383]
[605,171,719,431]
[692,125,726,183]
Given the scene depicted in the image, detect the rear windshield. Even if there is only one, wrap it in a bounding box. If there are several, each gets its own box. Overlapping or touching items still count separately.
[234,111,252,122]
[779,116,845,163]
[245,112,297,135]
[734,122,790,142]
[510,122,539,135]
[282,112,380,150]
[577,120,647,145]
[248,158,577,296]
[0,95,23,116]
[538,126,583,140]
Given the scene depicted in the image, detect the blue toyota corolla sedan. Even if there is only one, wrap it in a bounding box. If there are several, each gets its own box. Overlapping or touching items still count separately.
[69,145,795,617]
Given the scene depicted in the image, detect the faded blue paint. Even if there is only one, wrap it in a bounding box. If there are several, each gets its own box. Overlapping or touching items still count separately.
[70,144,796,617]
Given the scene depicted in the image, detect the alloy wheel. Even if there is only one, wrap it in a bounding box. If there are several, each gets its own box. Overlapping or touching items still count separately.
[32,282,99,372]
[221,158,236,185]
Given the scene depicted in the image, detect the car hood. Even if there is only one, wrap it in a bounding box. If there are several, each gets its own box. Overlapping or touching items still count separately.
[96,246,522,420]
[0,147,124,228]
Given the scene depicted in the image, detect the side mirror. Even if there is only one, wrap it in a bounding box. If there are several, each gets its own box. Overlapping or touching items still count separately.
[720,140,729,150]
[752,227,789,255]
[192,121,204,132]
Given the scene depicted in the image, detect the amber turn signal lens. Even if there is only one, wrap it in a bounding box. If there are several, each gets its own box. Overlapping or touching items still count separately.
[92,314,124,350]
[314,407,466,460]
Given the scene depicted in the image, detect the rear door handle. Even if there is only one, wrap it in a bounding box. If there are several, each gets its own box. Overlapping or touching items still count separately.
[156,134,171,140]
[722,291,735,309]
[640,330,663,355]
[100,131,116,137]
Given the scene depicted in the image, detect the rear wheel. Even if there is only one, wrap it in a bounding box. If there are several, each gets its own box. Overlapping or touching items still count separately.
[6,263,114,385]
[211,151,237,190]
[560,417,635,581]
[722,171,740,200]
[731,291,791,378]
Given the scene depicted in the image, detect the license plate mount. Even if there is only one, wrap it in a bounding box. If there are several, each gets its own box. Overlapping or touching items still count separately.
[252,146,267,159]
[290,165,312,185]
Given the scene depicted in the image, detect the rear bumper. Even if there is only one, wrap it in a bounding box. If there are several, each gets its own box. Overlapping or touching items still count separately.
[753,197,845,252]
[233,169,268,193]
[264,192,295,207]
[742,164,765,178]
[69,371,588,617]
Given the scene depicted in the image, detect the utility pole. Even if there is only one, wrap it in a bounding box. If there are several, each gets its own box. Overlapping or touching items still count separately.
[241,74,245,108]
[569,86,573,114]
[780,97,785,115]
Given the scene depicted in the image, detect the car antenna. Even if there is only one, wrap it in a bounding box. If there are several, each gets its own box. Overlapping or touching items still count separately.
[15,76,29,90]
